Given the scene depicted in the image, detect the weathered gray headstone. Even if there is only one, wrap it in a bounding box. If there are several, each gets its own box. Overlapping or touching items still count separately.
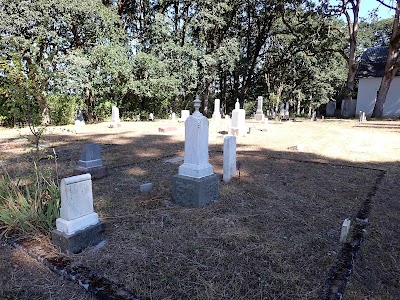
[172,96,219,207]
[51,174,104,254]
[326,101,336,117]
[73,143,108,179]
[223,136,236,182]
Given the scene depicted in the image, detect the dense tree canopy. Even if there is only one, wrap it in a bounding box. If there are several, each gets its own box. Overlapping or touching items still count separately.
[0,0,397,125]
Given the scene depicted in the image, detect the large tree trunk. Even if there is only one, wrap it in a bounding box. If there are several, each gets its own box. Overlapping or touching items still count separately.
[372,0,400,118]
[341,0,360,118]
[372,73,396,117]
[203,80,211,116]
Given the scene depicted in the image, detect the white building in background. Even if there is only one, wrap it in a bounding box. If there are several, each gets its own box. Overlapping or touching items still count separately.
[356,46,400,118]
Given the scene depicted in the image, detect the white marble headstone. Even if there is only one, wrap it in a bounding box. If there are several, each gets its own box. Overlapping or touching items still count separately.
[212,98,221,121]
[179,97,213,178]
[56,174,99,235]
[230,99,247,136]
[112,106,120,124]
[181,110,190,122]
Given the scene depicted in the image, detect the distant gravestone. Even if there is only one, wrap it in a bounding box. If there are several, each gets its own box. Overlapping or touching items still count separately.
[73,143,108,179]
[255,96,265,121]
[223,136,236,182]
[285,102,289,116]
[180,110,190,122]
[279,103,285,116]
[229,99,247,136]
[51,174,104,254]
[326,101,336,117]
[149,113,154,121]
[311,111,317,121]
[212,98,222,121]
[74,109,85,132]
[172,112,176,121]
[111,106,121,127]
[172,96,219,207]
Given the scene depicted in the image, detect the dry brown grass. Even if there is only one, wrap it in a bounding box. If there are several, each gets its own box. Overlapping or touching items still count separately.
[1,118,400,299]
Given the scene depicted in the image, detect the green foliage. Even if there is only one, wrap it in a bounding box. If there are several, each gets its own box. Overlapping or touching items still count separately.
[93,100,114,121]
[0,164,60,237]
[47,94,83,125]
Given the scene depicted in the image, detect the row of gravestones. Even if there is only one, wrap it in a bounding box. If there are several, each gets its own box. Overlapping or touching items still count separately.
[52,96,237,254]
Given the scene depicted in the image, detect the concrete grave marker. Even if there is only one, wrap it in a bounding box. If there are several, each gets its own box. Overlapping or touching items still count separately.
[255,96,265,121]
[172,112,176,121]
[340,218,351,243]
[223,136,236,182]
[73,143,108,179]
[51,174,104,253]
[149,113,154,121]
[172,96,219,207]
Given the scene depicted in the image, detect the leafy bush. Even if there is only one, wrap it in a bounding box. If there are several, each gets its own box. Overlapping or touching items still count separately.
[47,94,83,125]
[0,165,60,236]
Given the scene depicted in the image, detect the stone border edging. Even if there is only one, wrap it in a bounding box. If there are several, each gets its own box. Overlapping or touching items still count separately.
[3,237,143,300]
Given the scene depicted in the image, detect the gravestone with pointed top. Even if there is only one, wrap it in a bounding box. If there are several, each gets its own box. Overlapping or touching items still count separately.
[73,143,108,179]
[229,99,247,136]
[255,96,265,121]
[212,98,222,121]
[172,96,219,207]
[51,174,105,254]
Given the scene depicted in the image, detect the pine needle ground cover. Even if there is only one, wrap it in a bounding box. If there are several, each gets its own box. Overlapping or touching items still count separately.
[0,119,399,299]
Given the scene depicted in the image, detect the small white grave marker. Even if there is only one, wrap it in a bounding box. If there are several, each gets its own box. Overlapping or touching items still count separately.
[223,136,237,182]
[340,218,351,243]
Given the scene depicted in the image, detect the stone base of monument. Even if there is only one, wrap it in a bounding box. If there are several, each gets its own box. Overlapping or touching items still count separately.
[255,113,265,121]
[51,221,105,254]
[73,165,108,179]
[172,174,219,207]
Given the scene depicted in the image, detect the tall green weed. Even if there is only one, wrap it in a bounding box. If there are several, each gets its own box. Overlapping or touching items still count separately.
[0,163,60,237]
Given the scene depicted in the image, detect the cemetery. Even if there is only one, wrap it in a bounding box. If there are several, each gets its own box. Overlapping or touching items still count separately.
[1,108,400,299]
[1,0,400,299]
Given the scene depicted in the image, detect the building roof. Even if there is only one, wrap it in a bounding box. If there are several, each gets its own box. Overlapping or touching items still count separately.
[356,46,400,79]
